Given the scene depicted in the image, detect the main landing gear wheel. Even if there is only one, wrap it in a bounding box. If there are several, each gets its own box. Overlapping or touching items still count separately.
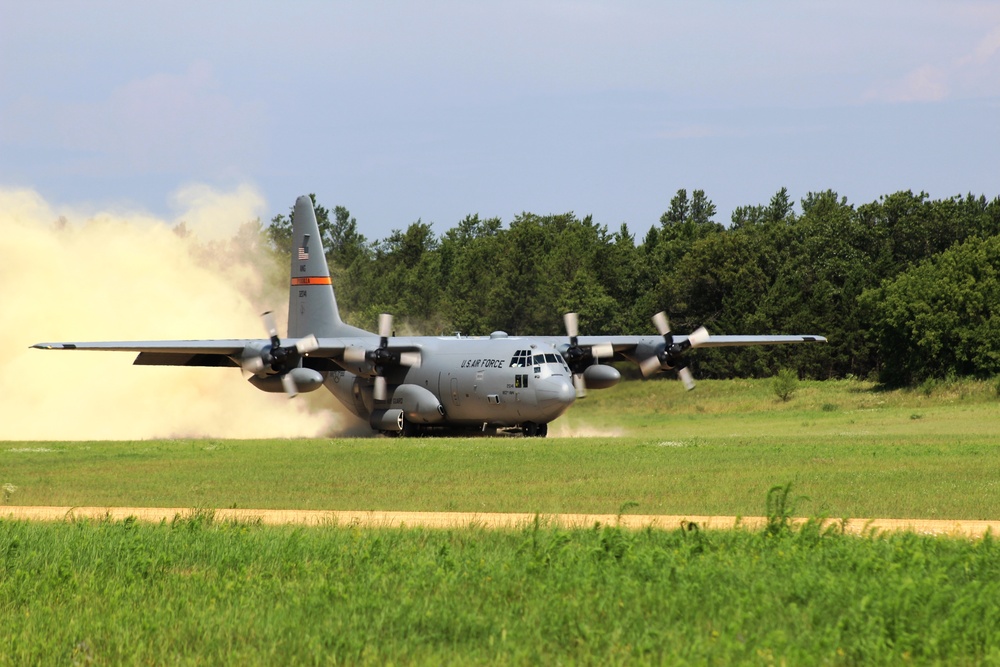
[401,418,418,438]
[382,418,420,438]
[523,422,548,438]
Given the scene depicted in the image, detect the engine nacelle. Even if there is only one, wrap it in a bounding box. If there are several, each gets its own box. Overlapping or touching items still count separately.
[583,364,621,390]
[370,408,404,432]
[392,384,446,424]
[248,367,324,393]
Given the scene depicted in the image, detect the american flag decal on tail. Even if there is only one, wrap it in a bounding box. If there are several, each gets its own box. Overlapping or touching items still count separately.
[297,234,310,260]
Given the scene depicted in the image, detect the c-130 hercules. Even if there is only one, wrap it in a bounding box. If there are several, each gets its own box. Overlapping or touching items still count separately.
[34,196,826,437]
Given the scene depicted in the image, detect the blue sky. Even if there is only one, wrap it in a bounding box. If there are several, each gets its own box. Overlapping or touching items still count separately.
[2,1,999,240]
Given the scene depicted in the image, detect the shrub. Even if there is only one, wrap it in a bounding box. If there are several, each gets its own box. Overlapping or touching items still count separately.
[773,368,799,402]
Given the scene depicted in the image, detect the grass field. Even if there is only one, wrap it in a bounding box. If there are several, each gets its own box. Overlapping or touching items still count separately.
[4,378,1000,519]
[3,513,1000,665]
[4,378,1000,664]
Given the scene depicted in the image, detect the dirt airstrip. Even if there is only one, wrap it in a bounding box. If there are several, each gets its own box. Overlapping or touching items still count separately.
[3,506,1000,537]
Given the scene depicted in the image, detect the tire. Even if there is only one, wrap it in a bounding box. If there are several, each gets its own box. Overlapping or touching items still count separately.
[400,418,418,438]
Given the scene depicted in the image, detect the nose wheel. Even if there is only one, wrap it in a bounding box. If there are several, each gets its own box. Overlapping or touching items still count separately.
[522,422,548,438]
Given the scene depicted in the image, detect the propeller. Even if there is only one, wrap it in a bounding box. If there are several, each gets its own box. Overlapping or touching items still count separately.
[562,312,615,398]
[639,311,709,390]
[343,313,421,401]
[242,311,320,398]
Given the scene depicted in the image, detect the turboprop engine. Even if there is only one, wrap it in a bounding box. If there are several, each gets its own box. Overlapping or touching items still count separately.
[582,364,620,389]
[241,312,322,397]
[248,367,324,394]
[392,384,446,424]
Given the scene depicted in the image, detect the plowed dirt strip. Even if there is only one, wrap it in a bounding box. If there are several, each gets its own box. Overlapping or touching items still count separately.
[3,506,1000,537]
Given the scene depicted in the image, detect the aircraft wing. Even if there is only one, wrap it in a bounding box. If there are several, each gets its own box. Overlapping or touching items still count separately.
[32,340,256,368]
[30,337,397,372]
[32,340,253,354]
[571,333,826,353]
[665,334,827,348]
[557,332,826,381]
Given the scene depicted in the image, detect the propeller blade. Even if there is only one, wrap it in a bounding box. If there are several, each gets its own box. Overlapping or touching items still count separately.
[652,311,670,336]
[281,373,298,398]
[242,356,264,375]
[687,326,710,348]
[295,334,319,355]
[373,375,388,401]
[563,312,579,339]
[378,313,393,339]
[262,311,280,341]
[399,351,422,368]
[573,373,587,398]
[344,346,367,364]
[591,342,614,360]
[639,355,662,377]
[678,366,696,391]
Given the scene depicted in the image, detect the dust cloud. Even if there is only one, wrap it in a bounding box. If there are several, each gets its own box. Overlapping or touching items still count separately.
[0,187,339,440]
[548,419,624,438]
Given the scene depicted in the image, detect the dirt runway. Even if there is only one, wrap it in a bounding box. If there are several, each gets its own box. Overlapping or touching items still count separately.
[3,506,1000,537]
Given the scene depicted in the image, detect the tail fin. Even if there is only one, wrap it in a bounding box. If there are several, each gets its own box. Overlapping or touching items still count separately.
[287,195,372,339]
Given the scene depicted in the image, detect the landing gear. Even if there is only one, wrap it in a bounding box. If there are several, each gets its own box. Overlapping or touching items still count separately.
[380,417,421,438]
[522,422,548,438]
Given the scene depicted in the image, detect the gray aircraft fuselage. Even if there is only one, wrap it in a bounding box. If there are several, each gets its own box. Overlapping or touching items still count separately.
[324,335,577,433]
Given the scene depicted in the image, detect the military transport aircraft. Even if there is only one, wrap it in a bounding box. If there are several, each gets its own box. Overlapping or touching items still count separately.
[34,195,826,437]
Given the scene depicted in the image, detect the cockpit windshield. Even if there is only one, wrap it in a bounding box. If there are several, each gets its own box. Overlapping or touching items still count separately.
[509,349,531,368]
[510,350,569,374]
[531,353,564,365]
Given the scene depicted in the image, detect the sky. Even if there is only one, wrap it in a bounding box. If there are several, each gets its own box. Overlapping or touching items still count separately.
[2,1,999,241]
[2,1,999,439]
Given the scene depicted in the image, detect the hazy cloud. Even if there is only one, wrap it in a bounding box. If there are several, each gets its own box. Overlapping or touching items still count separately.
[865,20,1000,103]
[2,63,263,178]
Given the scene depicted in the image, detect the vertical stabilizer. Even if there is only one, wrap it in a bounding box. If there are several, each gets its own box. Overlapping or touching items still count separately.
[287,195,371,339]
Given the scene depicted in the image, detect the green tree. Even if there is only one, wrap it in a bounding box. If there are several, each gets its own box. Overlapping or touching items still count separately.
[860,235,1000,385]
[638,188,723,321]
[356,221,443,331]
[438,215,505,334]
[328,206,368,270]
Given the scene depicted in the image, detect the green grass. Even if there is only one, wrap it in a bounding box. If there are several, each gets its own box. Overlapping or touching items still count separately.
[6,379,1000,664]
[4,378,1000,519]
[3,514,1000,665]
[5,437,1000,520]
[566,376,1000,438]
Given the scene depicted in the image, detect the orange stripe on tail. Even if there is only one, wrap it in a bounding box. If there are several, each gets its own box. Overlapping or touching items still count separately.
[291,276,332,286]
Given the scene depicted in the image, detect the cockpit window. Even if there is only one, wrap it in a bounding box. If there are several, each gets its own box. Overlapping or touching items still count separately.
[509,350,531,368]
[512,350,572,371]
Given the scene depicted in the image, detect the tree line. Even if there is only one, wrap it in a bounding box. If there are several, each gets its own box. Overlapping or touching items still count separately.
[265,188,1000,386]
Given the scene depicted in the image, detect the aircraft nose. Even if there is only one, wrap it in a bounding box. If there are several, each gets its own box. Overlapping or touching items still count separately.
[535,376,576,414]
